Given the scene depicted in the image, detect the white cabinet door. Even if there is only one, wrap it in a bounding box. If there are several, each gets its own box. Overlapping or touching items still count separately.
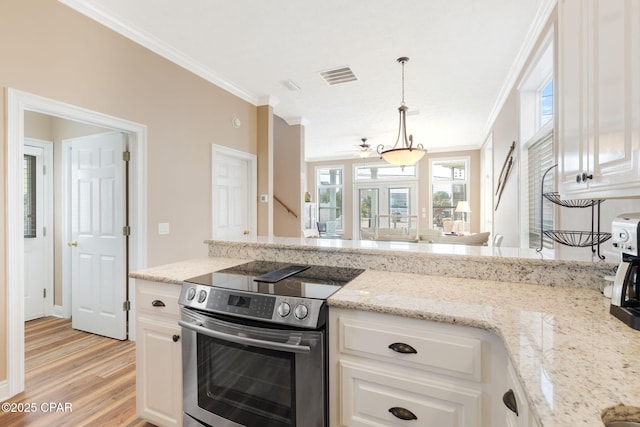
[559,0,640,198]
[503,362,528,427]
[136,316,182,427]
[589,0,640,194]
[135,279,183,427]
[558,0,590,195]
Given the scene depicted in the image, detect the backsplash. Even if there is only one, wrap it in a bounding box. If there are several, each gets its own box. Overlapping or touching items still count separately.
[206,238,616,290]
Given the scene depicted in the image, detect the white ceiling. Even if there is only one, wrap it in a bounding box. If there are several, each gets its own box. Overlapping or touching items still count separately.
[59,0,553,161]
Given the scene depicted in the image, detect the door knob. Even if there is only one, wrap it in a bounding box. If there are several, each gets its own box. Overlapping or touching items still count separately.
[67,241,78,247]
[243,230,250,235]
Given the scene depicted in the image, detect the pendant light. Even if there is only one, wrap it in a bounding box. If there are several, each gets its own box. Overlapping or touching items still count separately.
[377,57,426,168]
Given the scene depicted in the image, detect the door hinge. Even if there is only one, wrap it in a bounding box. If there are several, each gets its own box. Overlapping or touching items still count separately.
[123,226,131,236]
[43,288,46,298]
[123,301,131,311]
[43,226,46,237]
[123,151,131,162]
[43,165,46,175]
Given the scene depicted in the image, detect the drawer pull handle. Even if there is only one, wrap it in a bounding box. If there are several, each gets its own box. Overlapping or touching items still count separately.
[388,342,417,354]
[172,335,180,343]
[151,300,166,307]
[389,407,417,421]
[502,389,518,416]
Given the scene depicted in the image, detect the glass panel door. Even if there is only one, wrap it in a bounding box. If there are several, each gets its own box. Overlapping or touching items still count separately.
[358,188,378,239]
[354,183,417,239]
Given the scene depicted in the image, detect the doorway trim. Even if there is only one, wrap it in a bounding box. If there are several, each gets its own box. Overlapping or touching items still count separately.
[5,88,148,399]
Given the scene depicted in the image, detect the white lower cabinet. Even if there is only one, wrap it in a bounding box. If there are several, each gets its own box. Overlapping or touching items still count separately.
[340,360,482,426]
[503,361,541,427]
[135,279,183,427]
[329,308,513,427]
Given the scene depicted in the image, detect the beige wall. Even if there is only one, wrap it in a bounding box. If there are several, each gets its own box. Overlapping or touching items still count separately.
[273,116,303,237]
[257,105,274,236]
[1,0,259,382]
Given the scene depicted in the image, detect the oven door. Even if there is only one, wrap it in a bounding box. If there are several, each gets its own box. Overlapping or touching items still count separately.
[180,307,326,427]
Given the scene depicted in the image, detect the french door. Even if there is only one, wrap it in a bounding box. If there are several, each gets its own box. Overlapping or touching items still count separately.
[354,182,417,239]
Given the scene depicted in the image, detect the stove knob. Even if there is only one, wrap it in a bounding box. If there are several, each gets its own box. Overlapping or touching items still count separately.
[186,288,196,301]
[294,304,309,320]
[197,290,207,303]
[276,302,291,318]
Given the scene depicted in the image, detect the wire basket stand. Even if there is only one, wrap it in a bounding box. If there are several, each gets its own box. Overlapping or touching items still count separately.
[536,164,610,259]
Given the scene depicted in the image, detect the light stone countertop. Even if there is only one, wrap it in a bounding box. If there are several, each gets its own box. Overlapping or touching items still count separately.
[130,256,640,426]
[129,256,250,284]
[329,269,640,427]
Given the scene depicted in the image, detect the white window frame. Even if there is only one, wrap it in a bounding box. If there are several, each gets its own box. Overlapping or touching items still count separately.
[428,156,471,231]
[518,27,554,250]
[315,165,344,233]
[353,161,419,182]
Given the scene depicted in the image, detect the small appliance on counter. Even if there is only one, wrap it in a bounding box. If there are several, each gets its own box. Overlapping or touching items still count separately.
[610,213,640,330]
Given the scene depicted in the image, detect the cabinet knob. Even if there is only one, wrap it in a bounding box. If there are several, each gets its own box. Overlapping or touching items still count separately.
[151,300,166,307]
[576,172,593,183]
[388,407,417,421]
[388,342,418,354]
[172,335,180,343]
[502,389,519,416]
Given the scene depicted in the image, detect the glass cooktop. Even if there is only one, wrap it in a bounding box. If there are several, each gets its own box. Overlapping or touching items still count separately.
[184,261,364,300]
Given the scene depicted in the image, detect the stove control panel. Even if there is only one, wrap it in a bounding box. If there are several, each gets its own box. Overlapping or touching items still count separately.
[179,283,325,328]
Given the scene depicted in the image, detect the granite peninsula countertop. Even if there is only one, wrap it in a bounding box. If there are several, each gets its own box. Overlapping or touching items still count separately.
[130,256,640,426]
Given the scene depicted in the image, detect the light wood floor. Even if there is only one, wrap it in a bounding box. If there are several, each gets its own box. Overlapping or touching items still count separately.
[0,317,155,427]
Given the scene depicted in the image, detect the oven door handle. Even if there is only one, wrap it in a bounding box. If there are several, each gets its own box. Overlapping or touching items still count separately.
[178,320,311,354]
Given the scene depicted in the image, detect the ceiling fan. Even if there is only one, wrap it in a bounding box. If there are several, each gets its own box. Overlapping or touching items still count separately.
[357,138,372,158]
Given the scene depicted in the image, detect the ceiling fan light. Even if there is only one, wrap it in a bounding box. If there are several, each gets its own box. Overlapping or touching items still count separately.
[380,147,425,166]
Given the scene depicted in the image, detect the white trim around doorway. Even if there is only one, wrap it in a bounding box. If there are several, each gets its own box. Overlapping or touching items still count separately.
[5,88,148,400]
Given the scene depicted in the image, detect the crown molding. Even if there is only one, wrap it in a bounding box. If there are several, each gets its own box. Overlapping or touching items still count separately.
[257,95,280,107]
[284,117,309,127]
[482,0,557,141]
[57,0,259,106]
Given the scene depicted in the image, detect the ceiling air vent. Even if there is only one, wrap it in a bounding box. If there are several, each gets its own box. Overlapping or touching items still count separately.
[319,66,358,86]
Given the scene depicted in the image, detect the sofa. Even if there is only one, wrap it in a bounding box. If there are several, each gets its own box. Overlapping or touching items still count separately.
[360,228,490,246]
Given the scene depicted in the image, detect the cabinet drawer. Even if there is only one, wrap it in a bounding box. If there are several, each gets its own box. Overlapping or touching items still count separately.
[136,280,181,318]
[338,316,482,381]
[340,360,481,427]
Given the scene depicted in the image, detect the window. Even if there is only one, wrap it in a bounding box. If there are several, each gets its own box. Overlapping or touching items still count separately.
[430,158,469,229]
[316,166,343,232]
[540,79,553,127]
[519,29,554,249]
[354,164,416,180]
[528,132,555,249]
[24,154,36,238]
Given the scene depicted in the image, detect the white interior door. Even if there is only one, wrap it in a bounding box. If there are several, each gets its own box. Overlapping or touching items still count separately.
[69,132,127,340]
[212,145,256,239]
[24,142,52,320]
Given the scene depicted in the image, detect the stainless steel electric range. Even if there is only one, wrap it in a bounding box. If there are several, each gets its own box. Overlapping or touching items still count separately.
[178,260,363,427]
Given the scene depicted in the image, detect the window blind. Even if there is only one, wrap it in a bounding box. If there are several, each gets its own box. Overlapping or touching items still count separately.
[24,154,37,238]
[528,131,554,249]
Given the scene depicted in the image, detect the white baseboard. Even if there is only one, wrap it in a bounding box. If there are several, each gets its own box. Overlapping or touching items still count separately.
[0,379,9,402]
[52,305,70,318]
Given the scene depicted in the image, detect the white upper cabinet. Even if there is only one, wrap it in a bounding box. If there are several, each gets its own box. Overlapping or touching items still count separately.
[558,0,640,199]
